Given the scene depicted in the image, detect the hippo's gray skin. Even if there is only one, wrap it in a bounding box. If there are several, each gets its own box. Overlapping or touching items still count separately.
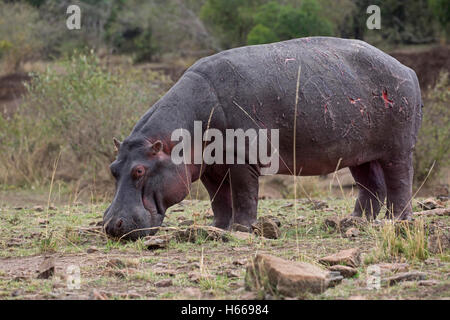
[104,37,422,240]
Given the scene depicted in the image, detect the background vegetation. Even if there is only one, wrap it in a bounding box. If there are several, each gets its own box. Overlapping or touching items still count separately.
[0,0,448,198]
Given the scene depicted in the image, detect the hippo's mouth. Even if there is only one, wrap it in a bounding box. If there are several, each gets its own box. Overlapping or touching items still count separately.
[141,186,164,218]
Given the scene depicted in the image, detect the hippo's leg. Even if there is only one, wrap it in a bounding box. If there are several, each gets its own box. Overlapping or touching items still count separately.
[201,170,232,229]
[350,161,386,219]
[379,152,414,220]
[229,164,259,228]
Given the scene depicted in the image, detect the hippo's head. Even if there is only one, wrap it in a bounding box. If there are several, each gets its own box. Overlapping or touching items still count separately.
[103,137,191,240]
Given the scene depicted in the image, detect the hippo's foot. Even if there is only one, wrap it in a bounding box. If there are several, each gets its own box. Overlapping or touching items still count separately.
[211,219,231,230]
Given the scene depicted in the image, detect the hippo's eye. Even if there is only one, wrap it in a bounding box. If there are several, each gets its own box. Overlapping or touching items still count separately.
[132,165,146,179]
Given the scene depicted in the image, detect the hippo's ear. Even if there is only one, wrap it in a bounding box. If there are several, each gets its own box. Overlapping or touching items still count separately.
[151,140,163,155]
[113,137,122,152]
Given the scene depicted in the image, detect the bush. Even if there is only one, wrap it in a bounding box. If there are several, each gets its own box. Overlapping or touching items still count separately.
[0,2,47,73]
[414,72,450,185]
[247,0,333,45]
[0,52,171,187]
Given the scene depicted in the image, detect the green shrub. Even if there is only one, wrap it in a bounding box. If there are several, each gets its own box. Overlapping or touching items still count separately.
[0,52,171,187]
[247,0,333,45]
[414,72,450,185]
[0,2,46,72]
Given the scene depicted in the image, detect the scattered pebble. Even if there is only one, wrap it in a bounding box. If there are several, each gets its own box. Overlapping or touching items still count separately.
[33,205,44,212]
[155,279,173,287]
[86,246,98,254]
[251,217,281,239]
[344,227,360,238]
[319,248,361,268]
[327,265,358,278]
[383,272,427,287]
[37,256,55,279]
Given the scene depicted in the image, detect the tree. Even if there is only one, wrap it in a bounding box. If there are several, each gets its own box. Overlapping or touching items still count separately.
[247,0,333,45]
[429,0,450,43]
[200,0,267,48]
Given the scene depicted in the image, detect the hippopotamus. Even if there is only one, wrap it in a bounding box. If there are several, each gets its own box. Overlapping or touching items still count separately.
[103,37,422,240]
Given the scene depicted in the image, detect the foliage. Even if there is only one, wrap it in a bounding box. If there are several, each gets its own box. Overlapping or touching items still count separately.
[0,52,170,186]
[414,72,450,185]
[247,0,333,45]
[200,0,267,48]
[428,0,450,42]
[0,2,49,72]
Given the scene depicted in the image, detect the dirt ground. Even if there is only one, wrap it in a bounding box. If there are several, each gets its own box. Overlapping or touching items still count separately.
[0,193,448,300]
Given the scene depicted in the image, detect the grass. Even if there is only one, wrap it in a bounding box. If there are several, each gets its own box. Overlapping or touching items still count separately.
[0,195,448,300]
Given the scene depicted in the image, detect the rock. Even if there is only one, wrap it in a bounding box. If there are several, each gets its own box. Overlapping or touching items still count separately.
[119,291,142,299]
[339,216,367,232]
[223,270,240,278]
[344,227,360,238]
[155,279,173,287]
[373,263,409,274]
[143,235,172,249]
[233,259,247,266]
[319,248,361,268]
[37,256,55,279]
[14,206,24,210]
[86,246,98,254]
[231,223,251,232]
[279,203,293,209]
[154,269,177,277]
[106,268,128,279]
[323,216,340,230]
[326,271,344,287]
[106,258,125,269]
[174,226,230,242]
[188,272,213,283]
[263,215,281,227]
[327,265,358,278]
[309,200,328,210]
[33,205,44,212]
[245,253,332,296]
[418,198,441,210]
[106,258,126,269]
[383,272,427,286]
[414,208,450,217]
[38,219,48,225]
[418,280,439,286]
[179,219,195,227]
[252,218,281,239]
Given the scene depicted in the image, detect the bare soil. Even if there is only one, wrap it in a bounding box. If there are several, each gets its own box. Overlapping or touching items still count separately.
[0,194,448,300]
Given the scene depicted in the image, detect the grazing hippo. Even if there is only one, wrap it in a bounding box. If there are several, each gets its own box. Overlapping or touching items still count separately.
[103,37,422,240]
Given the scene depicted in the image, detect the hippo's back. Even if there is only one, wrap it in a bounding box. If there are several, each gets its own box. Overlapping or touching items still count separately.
[186,37,422,173]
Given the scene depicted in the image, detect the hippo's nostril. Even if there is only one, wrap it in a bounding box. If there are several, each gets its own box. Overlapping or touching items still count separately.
[116,218,123,229]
